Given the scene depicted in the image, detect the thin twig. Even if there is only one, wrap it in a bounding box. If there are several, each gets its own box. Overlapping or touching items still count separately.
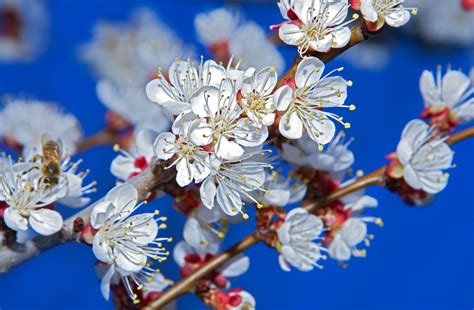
[144,126,474,310]
[76,130,118,153]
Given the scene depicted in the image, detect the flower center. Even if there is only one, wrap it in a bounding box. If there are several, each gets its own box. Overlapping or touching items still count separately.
[0,7,22,39]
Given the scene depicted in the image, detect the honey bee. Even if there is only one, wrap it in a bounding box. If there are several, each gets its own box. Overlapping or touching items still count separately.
[40,134,62,186]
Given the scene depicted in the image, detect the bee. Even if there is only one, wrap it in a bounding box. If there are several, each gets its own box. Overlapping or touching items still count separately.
[40,134,62,186]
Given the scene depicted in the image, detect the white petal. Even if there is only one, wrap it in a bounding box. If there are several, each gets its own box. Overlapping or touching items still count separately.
[90,201,114,229]
[216,182,242,216]
[114,247,147,275]
[173,241,193,267]
[331,27,351,48]
[190,86,220,117]
[124,213,158,245]
[274,85,294,111]
[385,9,411,28]
[361,0,378,22]
[154,132,176,160]
[306,118,336,145]
[100,265,116,301]
[221,255,250,277]
[328,235,351,261]
[234,119,269,147]
[265,189,291,207]
[189,118,213,146]
[278,23,303,46]
[281,142,306,166]
[200,177,217,209]
[176,157,195,187]
[278,254,292,272]
[3,207,28,232]
[215,136,245,160]
[110,155,135,180]
[106,183,138,220]
[279,111,303,139]
[340,218,367,247]
[441,70,471,107]
[93,232,113,263]
[295,57,325,89]
[28,209,63,236]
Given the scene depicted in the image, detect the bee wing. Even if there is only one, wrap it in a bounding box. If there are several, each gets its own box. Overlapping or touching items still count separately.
[41,133,53,145]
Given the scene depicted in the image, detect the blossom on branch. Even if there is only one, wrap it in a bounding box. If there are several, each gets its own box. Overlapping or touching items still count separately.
[276,0,356,54]
[277,208,326,271]
[358,0,417,32]
[420,65,474,131]
[274,56,353,147]
[90,183,170,303]
[387,119,454,194]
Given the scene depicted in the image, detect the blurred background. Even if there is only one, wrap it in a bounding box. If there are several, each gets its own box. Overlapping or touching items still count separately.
[0,0,473,309]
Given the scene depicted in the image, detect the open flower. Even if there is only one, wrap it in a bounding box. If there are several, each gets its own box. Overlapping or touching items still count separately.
[80,8,192,86]
[277,208,325,271]
[360,0,416,32]
[200,153,270,217]
[420,66,474,131]
[146,58,227,115]
[188,79,268,160]
[247,171,307,208]
[321,188,380,261]
[239,66,278,127]
[111,129,156,180]
[91,183,170,303]
[274,56,353,147]
[281,131,354,173]
[0,161,64,236]
[278,0,354,54]
[0,99,82,156]
[390,119,454,194]
[154,121,211,187]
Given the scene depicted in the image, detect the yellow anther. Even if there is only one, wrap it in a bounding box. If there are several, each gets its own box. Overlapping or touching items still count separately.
[347,80,353,87]
[218,232,225,238]
[411,8,418,15]
[154,210,160,215]
[352,13,359,19]
[375,218,384,227]
[356,170,364,177]
[257,203,264,209]
[344,123,351,129]
[242,213,249,220]
[349,104,356,111]
[113,144,120,152]
[318,145,324,152]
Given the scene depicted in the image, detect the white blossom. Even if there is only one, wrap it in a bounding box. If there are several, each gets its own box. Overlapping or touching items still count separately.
[188,79,268,160]
[420,66,474,124]
[274,56,353,147]
[111,129,157,181]
[0,0,48,62]
[395,119,454,194]
[277,208,325,271]
[80,8,192,86]
[0,99,82,156]
[96,80,170,132]
[154,120,211,187]
[360,0,416,31]
[239,66,278,127]
[247,171,307,208]
[0,160,64,236]
[194,8,239,47]
[146,58,227,115]
[327,188,379,261]
[200,153,271,218]
[278,0,354,54]
[90,183,170,302]
[281,131,354,172]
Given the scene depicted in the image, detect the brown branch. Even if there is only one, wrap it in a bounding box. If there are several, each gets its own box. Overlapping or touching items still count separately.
[0,159,177,275]
[144,126,474,310]
[76,130,118,153]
